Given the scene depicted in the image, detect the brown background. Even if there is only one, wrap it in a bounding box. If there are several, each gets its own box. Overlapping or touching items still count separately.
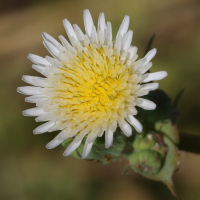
[1,0,200,199]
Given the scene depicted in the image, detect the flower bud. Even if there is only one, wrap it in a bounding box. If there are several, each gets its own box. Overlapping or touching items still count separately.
[151,141,167,158]
[133,132,167,158]
[133,133,156,151]
[129,150,162,175]
[129,132,168,175]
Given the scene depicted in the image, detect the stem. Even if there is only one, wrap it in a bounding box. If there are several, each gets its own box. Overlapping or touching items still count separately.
[179,132,200,154]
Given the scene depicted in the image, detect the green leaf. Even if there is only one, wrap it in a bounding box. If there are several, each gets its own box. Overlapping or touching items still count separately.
[144,33,156,56]
[173,87,185,109]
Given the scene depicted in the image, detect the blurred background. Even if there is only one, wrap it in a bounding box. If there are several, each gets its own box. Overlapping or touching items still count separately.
[0,0,200,199]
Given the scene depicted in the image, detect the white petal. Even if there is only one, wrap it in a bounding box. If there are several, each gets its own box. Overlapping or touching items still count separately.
[126,115,143,133]
[144,48,157,65]
[118,119,132,137]
[63,19,78,43]
[140,83,159,91]
[17,86,42,95]
[130,54,138,62]
[36,100,52,108]
[114,34,122,51]
[116,15,130,39]
[105,129,113,148]
[70,36,79,48]
[98,130,104,137]
[46,131,68,149]
[43,40,60,60]
[127,46,138,59]
[135,89,149,96]
[76,40,84,52]
[91,26,98,45]
[97,13,106,36]
[33,121,55,134]
[98,30,104,45]
[32,65,49,77]
[35,112,54,122]
[22,75,49,87]
[25,95,48,103]
[46,137,63,149]
[82,137,94,159]
[42,32,60,48]
[127,106,138,115]
[48,121,61,132]
[105,22,112,41]
[57,129,71,141]
[27,54,49,66]
[133,58,147,70]
[63,139,82,156]
[45,56,62,67]
[87,132,98,143]
[122,30,133,51]
[73,24,84,42]
[84,34,90,47]
[22,75,37,85]
[136,98,156,110]
[141,71,168,83]
[83,9,94,38]
[109,119,117,132]
[73,128,89,143]
[57,44,66,52]
[22,107,45,116]
[139,62,152,74]
[58,35,77,54]
[22,75,38,85]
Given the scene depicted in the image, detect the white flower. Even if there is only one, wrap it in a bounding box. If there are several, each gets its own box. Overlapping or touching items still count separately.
[17,9,167,159]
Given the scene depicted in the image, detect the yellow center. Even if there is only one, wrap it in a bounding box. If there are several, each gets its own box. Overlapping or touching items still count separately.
[46,43,140,137]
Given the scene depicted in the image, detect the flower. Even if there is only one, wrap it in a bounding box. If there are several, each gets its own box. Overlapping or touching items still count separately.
[17,9,167,159]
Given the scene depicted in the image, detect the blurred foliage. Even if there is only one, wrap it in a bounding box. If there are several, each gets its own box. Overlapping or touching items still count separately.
[0,0,64,14]
[138,90,173,124]
[1,0,200,200]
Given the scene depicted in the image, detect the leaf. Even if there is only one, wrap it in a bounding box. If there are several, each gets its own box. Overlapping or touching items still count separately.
[173,87,185,109]
[137,89,173,124]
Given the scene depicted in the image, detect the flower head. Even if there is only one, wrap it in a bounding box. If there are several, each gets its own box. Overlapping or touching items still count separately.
[17,9,167,159]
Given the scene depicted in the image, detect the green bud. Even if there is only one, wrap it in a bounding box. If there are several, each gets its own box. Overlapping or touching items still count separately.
[130,120,181,200]
[133,133,156,151]
[151,142,167,158]
[133,132,167,158]
[129,150,162,175]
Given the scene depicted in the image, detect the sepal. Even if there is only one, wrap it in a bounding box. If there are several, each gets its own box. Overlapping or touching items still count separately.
[62,128,127,164]
[128,120,181,200]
